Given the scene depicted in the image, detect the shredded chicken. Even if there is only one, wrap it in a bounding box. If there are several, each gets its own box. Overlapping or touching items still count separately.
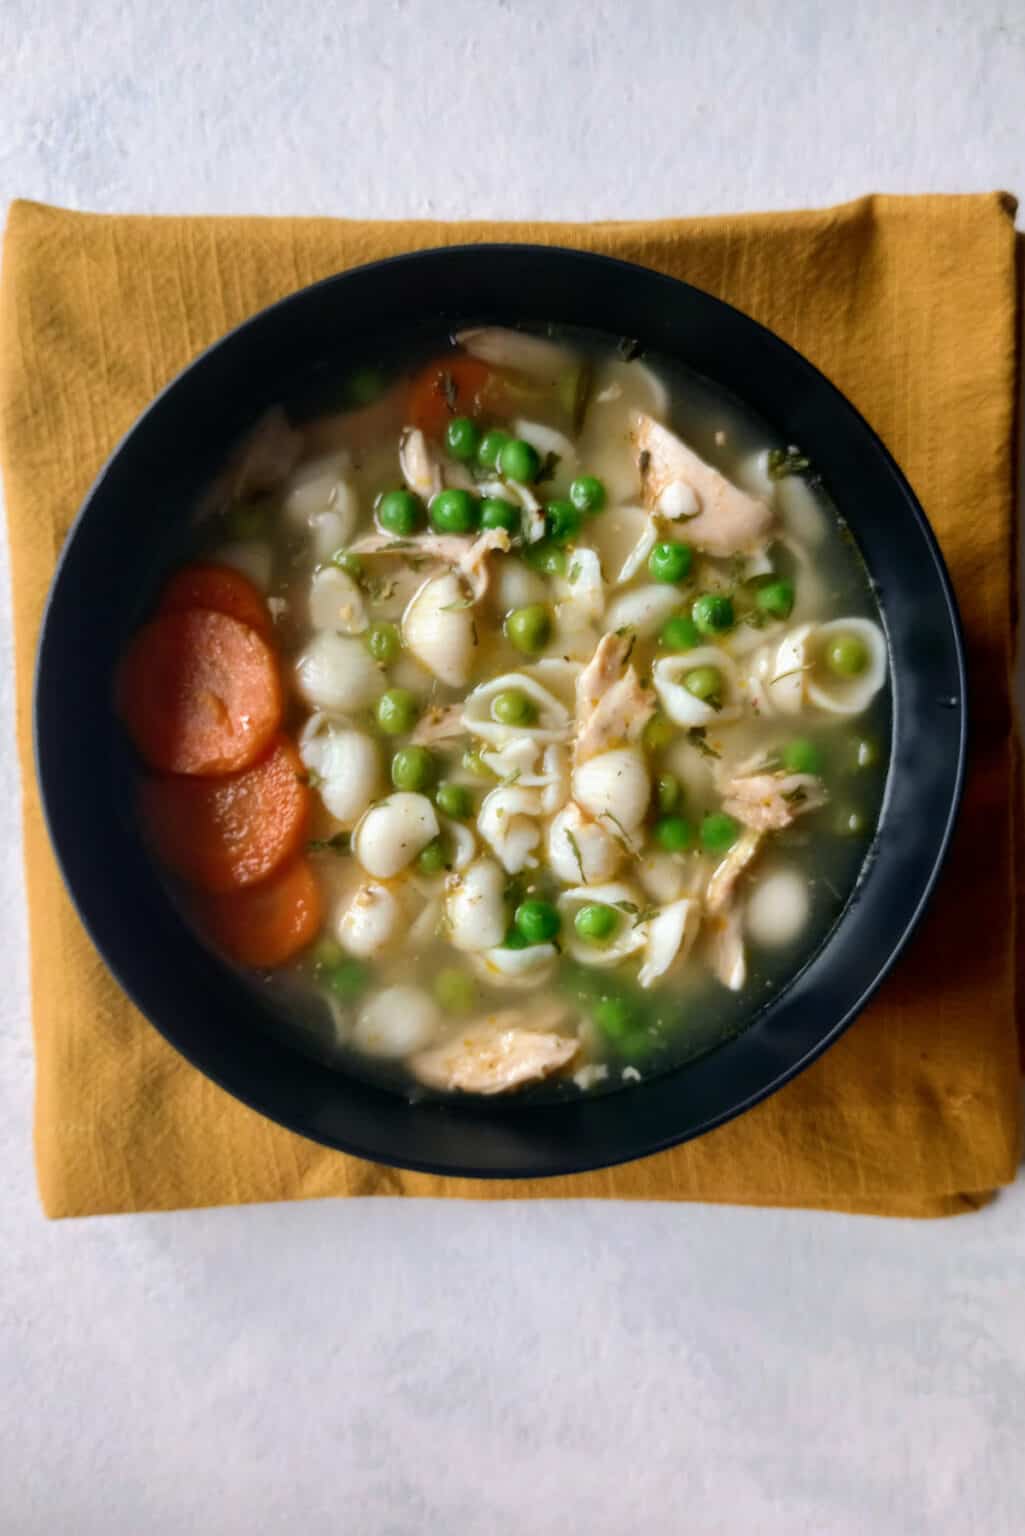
[705,828,763,916]
[412,1001,578,1094]
[200,406,303,517]
[708,907,747,992]
[631,411,775,556]
[348,526,511,601]
[719,771,827,832]
[454,326,571,378]
[573,632,656,766]
[411,704,467,746]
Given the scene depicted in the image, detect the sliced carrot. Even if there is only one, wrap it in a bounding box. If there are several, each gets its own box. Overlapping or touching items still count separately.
[140,736,311,893]
[199,857,323,969]
[119,608,282,776]
[158,563,273,641]
[408,355,500,440]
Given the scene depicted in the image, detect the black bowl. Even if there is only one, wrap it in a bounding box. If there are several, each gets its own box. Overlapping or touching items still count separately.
[35,246,966,1178]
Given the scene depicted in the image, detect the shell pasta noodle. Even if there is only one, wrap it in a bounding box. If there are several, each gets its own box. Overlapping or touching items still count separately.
[120,326,890,1099]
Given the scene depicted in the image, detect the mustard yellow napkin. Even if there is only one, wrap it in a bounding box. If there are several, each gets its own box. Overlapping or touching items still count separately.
[1,195,1020,1219]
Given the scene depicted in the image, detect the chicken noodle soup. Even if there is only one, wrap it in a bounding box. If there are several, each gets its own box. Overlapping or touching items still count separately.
[120,325,889,1099]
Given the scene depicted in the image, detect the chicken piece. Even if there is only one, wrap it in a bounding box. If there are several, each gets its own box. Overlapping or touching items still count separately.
[719,771,827,832]
[705,828,763,916]
[708,907,747,992]
[349,527,510,601]
[399,426,443,501]
[411,704,467,745]
[573,631,656,766]
[454,327,572,379]
[631,412,775,556]
[412,1002,578,1094]
[200,407,303,517]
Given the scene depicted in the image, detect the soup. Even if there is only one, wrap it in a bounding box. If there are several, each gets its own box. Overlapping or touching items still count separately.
[119,325,889,1099]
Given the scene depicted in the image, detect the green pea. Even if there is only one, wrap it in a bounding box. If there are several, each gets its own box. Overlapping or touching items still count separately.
[345,366,385,406]
[326,959,372,1001]
[523,540,567,577]
[514,899,561,945]
[498,437,541,484]
[365,621,401,664]
[312,936,345,972]
[569,475,606,516]
[505,603,552,655]
[574,903,618,944]
[480,497,520,534]
[700,812,739,855]
[656,773,681,814]
[781,737,822,775]
[225,499,272,541]
[477,429,511,470]
[429,488,479,534]
[433,966,478,1013]
[376,488,423,537]
[417,837,449,875]
[462,747,495,779]
[593,995,632,1038]
[391,745,435,792]
[545,499,583,546]
[692,592,735,635]
[332,549,363,579]
[376,688,418,735]
[444,416,481,462]
[659,615,700,651]
[684,666,722,702]
[642,711,675,752]
[648,541,694,584]
[491,689,537,726]
[852,736,879,770]
[654,815,694,853]
[835,807,867,837]
[435,781,472,819]
[502,926,530,950]
[755,578,795,620]
[825,632,869,677]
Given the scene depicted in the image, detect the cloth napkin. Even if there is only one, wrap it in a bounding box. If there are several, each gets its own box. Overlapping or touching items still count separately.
[1,195,1020,1220]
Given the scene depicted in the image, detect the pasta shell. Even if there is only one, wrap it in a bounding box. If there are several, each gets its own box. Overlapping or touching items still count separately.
[557,882,648,968]
[352,793,439,879]
[402,571,477,687]
[353,986,441,1057]
[463,672,572,746]
[571,747,650,832]
[745,865,810,947]
[299,716,380,828]
[336,882,404,958]
[637,898,701,989]
[547,803,623,886]
[652,646,742,727]
[446,858,507,952]
[477,785,543,873]
[807,618,888,716]
[294,633,384,713]
[472,943,558,990]
[604,583,682,638]
[308,565,367,634]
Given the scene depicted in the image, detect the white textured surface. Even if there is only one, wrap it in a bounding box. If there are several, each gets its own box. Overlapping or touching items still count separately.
[2,2,1024,1532]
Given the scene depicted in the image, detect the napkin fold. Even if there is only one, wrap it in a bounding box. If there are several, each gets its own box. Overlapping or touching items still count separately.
[1,194,1020,1219]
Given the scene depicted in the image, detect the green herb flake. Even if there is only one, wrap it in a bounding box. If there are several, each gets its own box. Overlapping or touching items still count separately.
[686,728,720,761]
[767,446,811,479]
[307,831,349,854]
[565,826,586,883]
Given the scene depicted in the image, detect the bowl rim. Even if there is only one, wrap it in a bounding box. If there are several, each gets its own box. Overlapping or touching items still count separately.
[34,242,968,1179]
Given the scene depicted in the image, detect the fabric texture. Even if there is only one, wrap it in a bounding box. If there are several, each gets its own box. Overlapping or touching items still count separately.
[0,194,1020,1220]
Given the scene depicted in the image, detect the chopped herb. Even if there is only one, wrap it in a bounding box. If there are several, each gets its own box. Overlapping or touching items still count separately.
[767,446,811,479]
[440,593,476,612]
[535,450,562,486]
[769,663,812,686]
[622,632,636,667]
[618,336,643,362]
[686,728,720,761]
[439,369,458,412]
[568,561,581,585]
[601,811,634,852]
[782,785,809,807]
[501,769,522,787]
[565,827,586,883]
[638,449,651,477]
[613,900,640,915]
[741,608,773,630]
[630,906,660,928]
[571,360,594,434]
[307,832,349,854]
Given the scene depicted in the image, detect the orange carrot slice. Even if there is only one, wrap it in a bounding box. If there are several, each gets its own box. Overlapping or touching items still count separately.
[159,563,273,641]
[408,355,499,440]
[199,857,323,968]
[119,609,282,775]
[140,736,311,893]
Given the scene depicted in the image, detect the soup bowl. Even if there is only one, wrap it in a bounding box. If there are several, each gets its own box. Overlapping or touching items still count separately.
[34,246,966,1177]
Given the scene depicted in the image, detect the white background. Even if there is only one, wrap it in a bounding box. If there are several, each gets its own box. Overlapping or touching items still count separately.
[1,2,1023,1531]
